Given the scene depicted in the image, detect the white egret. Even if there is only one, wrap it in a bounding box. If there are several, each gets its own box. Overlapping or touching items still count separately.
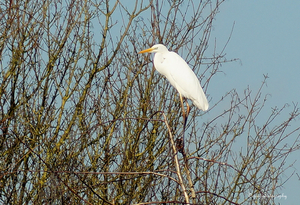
[138,44,209,118]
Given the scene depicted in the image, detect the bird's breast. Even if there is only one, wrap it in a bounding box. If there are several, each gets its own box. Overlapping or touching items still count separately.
[153,54,169,76]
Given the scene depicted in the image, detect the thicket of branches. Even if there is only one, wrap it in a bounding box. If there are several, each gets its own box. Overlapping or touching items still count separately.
[1,0,299,204]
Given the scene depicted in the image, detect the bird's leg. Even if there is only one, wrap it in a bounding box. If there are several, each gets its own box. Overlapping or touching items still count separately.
[179,93,189,130]
[179,93,186,119]
[185,100,190,117]
[183,100,189,138]
[178,93,188,155]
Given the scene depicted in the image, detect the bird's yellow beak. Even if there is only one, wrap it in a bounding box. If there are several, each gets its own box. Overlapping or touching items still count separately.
[138,47,154,54]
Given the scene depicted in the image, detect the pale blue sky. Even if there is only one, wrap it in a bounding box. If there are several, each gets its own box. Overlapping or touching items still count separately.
[210,1,300,106]
[209,1,300,204]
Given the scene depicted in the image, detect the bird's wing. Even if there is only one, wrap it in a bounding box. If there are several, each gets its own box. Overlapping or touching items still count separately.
[165,52,199,97]
[165,52,209,110]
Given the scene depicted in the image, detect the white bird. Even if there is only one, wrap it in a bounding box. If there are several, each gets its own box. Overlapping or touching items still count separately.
[138,44,209,117]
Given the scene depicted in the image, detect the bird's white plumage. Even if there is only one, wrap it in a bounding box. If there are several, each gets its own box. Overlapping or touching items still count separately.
[138,44,209,111]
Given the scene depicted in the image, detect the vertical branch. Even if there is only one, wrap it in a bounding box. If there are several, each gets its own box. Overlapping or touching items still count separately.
[162,112,189,203]
[183,153,196,203]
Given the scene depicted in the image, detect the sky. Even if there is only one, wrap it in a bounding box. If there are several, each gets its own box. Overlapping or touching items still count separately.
[209,1,300,204]
[210,1,300,106]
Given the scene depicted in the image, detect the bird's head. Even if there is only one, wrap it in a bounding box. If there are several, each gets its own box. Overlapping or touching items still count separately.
[138,44,168,54]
